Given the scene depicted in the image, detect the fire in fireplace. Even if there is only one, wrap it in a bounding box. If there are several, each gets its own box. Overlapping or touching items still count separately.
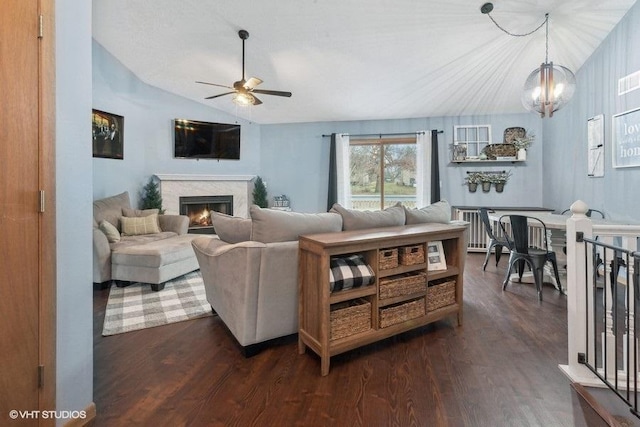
[179,195,233,234]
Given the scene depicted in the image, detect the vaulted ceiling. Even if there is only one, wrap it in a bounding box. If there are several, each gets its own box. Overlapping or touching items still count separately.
[92,0,637,124]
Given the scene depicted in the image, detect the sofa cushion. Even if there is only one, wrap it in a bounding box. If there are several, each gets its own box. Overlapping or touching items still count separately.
[404,200,451,224]
[330,203,405,231]
[99,220,121,243]
[211,212,251,243]
[93,191,131,232]
[250,205,342,243]
[122,207,160,218]
[121,214,161,236]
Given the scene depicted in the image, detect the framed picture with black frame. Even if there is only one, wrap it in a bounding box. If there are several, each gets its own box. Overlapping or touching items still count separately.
[92,109,124,159]
[427,241,447,271]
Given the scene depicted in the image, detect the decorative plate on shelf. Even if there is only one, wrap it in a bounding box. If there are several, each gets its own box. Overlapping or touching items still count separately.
[503,127,526,143]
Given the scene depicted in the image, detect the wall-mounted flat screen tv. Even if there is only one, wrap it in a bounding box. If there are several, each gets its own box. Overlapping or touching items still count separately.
[174,119,240,160]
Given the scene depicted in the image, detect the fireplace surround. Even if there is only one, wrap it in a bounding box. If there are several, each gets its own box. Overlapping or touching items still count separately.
[154,174,254,219]
[180,195,233,234]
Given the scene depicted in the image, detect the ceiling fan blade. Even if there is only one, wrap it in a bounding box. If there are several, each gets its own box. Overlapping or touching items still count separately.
[252,95,263,105]
[205,91,235,100]
[196,81,233,89]
[252,89,292,97]
[244,77,263,89]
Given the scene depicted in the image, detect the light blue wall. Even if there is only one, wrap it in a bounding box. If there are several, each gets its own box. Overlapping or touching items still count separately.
[542,1,640,222]
[92,41,262,208]
[56,0,93,423]
[261,113,543,213]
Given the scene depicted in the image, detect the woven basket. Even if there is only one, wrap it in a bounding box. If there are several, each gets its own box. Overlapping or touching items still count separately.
[330,298,372,340]
[379,248,399,270]
[427,280,456,312]
[379,272,427,300]
[481,143,517,160]
[399,245,425,266]
[379,298,425,328]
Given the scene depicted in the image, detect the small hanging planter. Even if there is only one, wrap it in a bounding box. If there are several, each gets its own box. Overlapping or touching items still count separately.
[491,171,512,193]
[464,172,483,193]
[481,181,491,192]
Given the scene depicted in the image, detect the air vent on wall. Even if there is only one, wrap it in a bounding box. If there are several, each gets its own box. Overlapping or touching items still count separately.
[618,70,640,96]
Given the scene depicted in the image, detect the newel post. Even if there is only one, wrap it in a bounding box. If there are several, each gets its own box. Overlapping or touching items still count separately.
[559,200,600,384]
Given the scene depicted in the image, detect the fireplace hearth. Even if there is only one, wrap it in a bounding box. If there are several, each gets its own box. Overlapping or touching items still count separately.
[179,195,233,234]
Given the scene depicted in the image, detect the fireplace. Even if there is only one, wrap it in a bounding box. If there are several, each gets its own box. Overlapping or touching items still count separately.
[179,195,233,234]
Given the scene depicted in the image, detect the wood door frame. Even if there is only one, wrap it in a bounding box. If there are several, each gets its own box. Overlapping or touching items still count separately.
[39,0,56,422]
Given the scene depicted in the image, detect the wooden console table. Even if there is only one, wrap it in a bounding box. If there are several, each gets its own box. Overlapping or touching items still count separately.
[298,223,468,375]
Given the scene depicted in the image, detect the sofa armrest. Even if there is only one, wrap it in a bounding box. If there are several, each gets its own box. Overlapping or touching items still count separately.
[254,241,300,342]
[159,214,189,235]
[93,227,112,283]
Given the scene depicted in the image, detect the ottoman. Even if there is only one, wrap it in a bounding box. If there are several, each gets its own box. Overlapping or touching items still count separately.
[111,234,200,291]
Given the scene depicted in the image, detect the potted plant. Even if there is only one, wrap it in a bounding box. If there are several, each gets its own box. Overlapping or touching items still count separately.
[140,178,165,213]
[464,172,483,192]
[481,174,492,193]
[252,176,269,208]
[491,171,512,193]
[512,134,534,160]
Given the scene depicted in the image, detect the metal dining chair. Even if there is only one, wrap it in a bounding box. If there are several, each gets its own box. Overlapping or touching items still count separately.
[499,214,563,301]
[478,208,511,271]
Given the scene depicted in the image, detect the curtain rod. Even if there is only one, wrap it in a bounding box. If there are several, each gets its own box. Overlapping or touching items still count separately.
[321,130,442,138]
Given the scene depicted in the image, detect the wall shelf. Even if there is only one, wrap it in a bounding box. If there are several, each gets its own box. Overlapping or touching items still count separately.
[451,159,525,164]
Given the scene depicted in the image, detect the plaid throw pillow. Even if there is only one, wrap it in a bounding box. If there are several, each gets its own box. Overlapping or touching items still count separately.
[329,254,375,292]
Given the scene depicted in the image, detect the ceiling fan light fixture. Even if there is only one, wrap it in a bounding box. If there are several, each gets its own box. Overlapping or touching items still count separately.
[232,92,255,106]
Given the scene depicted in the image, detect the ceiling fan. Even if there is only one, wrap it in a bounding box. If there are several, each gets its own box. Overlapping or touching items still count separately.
[196,29,292,106]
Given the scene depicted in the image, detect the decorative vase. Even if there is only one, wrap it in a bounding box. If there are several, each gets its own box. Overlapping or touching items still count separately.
[468,183,478,193]
[517,148,527,160]
[495,183,505,193]
[481,182,491,193]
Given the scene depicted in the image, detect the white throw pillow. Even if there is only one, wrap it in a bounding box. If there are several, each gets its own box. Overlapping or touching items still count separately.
[99,220,121,243]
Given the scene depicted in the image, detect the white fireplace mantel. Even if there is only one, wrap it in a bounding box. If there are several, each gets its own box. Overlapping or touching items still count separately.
[154,174,254,182]
[154,174,255,218]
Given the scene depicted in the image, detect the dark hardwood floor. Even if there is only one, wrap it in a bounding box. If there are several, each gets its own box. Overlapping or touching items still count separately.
[93,253,610,426]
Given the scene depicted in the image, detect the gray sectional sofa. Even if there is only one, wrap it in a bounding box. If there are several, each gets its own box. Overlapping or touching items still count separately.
[192,200,458,355]
[93,191,200,291]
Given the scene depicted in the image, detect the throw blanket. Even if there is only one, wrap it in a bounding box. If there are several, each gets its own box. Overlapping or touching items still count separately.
[329,254,375,292]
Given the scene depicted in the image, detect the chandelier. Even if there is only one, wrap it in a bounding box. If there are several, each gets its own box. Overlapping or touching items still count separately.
[481,3,576,118]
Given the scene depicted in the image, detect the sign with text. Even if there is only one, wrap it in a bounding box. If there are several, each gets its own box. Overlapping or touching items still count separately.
[612,107,640,168]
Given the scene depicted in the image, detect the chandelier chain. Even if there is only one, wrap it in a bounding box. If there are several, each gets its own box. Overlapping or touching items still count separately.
[486,12,547,38]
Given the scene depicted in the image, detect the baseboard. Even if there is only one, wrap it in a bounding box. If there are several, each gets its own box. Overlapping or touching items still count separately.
[62,402,96,427]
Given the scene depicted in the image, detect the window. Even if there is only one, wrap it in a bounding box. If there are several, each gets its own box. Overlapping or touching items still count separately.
[453,125,492,159]
[349,137,417,210]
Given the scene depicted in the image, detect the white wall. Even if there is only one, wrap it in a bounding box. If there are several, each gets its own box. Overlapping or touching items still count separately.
[92,41,262,208]
[542,1,640,222]
[56,0,93,423]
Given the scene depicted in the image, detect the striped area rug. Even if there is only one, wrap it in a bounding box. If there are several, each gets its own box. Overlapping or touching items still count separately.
[102,270,213,336]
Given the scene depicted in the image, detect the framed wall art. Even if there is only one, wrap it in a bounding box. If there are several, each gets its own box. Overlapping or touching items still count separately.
[587,114,604,177]
[427,240,447,271]
[92,109,124,159]
[612,107,640,168]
